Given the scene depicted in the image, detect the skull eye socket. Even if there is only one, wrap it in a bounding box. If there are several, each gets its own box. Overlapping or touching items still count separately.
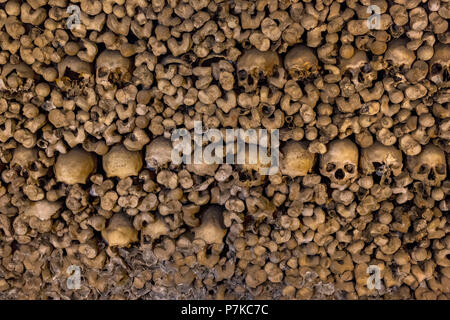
[97,68,108,78]
[357,72,364,83]
[239,171,250,181]
[326,163,336,172]
[30,162,38,171]
[431,63,442,75]
[63,68,83,81]
[373,162,384,176]
[435,164,446,175]
[418,164,429,174]
[238,70,247,81]
[361,63,372,73]
[344,164,355,173]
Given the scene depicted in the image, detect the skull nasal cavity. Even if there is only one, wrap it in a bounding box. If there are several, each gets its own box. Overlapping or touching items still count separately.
[335,169,345,180]
[428,170,435,181]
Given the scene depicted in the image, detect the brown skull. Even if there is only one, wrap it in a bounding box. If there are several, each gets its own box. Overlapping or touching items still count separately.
[360,142,403,184]
[384,39,416,82]
[237,49,281,92]
[96,50,132,90]
[407,144,447,187]
[284,45,319,80]
[11,146,48,181]
[339,50,374,90]
[429,44,449,85]
[320,139,359,185]
[280,141,315,177]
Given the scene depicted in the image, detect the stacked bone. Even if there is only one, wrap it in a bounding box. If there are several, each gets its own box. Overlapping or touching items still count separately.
[0,0,449,300]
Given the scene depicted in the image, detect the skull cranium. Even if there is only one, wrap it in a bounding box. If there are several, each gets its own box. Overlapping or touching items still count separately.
[284,45,319,80]
[429,44,449,86]
[320,139,359,186]
[11,146,48,181]
[407,144,447,187]
[237,49,281,92]
[384,39,416,81]
[280,141,315,177]
[339,50,375,90]
[360,142,403,184]
[96,50,132,90]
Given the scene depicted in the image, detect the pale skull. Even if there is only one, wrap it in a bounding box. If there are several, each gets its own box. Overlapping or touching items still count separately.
[339,50,375,90]
[237,49,281,92]
[429,44,449,85]
[407,144,447,187]
[360,142,403,184]
[320,139,359,185]
[284,45,319,80]
[96,50,132,90]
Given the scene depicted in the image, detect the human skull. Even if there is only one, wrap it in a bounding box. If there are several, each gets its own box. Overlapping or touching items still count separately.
[57,56,93,91]
[102,145,143,179]
[0,63,35,91]
[236,144,270,187]
[96,50,132,90]
[11,146,48,181]
[407,144,447,187]
[54,148,97,185]
[145,137,173,169]
[339,50,375,90]
[284,45,319,80]
[384,39,416,77]
[237,49,281,92]
[193,205,226,245]
[360,142,403,184]
[11,146,37,170]
[320,139,359,185]
[429,44,449,85]
[280,141,315,177]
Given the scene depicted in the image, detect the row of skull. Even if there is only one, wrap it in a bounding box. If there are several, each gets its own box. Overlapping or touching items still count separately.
[54,41,448,93]
[317,139,447,187]
[236,40,449,92]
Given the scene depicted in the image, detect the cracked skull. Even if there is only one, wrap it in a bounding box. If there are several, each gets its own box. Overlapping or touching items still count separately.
[360,142,403,184]
[96,50,132,90]
[429,44,450,86]
[237,49,281,92]
[320,139,359,185]
[407,144,447,187]
[284,45,319,80]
